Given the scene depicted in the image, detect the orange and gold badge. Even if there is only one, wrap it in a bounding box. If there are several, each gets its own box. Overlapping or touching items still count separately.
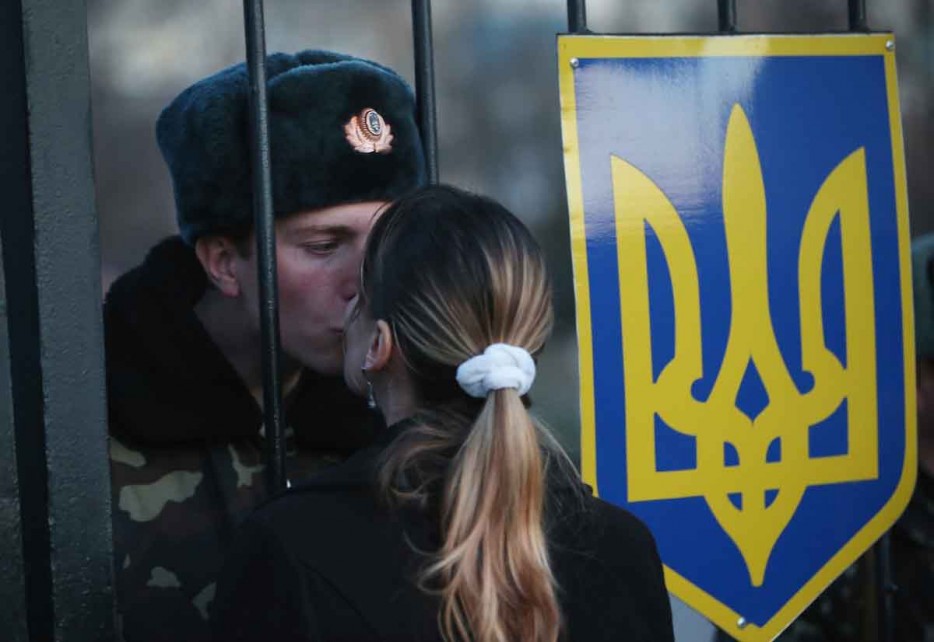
[344,108,393,154]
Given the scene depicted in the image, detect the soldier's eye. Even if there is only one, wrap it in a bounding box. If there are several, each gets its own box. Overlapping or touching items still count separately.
[302,241,339,255]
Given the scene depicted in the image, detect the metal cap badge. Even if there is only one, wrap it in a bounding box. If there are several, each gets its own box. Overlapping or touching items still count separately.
[344,108,393,154]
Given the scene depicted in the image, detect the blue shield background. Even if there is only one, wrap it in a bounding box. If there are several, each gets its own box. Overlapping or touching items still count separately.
[575,55,906,625]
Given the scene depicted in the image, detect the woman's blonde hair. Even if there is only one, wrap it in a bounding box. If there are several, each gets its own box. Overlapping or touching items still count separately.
[359,185,562,642]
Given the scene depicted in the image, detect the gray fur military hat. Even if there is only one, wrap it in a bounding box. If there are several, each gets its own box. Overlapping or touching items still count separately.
[156,50,426,244]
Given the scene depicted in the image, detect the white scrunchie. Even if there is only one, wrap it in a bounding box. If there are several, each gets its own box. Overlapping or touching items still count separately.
[455,343,536,398]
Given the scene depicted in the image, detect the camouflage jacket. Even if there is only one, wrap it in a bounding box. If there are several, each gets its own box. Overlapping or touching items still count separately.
[104,237,378,642]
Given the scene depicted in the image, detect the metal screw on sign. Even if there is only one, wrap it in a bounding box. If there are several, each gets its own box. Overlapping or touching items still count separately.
[886,40,895,51]
[570,57,580,69]
[737,617,748,629]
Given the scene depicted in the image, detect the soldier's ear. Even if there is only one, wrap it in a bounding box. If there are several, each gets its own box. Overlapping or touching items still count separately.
[194,236,242,297]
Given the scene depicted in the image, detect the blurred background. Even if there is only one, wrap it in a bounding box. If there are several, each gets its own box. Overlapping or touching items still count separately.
[87,2,933,639]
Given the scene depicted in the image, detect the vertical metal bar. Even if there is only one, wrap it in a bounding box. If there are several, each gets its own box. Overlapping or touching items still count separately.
[0,6,35,633]
[1,3,48,637]
[875,534,895,642]
[567,0,588,34]
[848,0,869,32]
[919,0,932,79]
[2,0,115,637]
[412,0,439,183]
[242,0,287,493]
[0,238,28,641]
[859,549,879,642]
[718,0,738,33]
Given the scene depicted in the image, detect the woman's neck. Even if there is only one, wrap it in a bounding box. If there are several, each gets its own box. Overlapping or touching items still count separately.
[372,365,418,428]
[377,390,417,428]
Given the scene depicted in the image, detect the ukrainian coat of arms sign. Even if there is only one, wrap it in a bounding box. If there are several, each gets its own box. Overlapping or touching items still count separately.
[558,34,916,640]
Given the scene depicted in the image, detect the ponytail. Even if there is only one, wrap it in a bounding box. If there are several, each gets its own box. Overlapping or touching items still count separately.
[424,388,559,642]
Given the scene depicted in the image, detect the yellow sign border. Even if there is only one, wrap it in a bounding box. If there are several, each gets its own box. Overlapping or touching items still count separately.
[557,33,916,641]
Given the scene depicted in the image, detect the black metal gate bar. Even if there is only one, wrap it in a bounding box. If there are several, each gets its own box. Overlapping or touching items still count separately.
[567,0,587,34]
[848,0,869,32]
[1,0,115,638]
[0,3,35,634]
[0,243,27,641]
[718,0,738,34]
[242,0,287,493]
[412,0,439,184]
[875,533,895,642]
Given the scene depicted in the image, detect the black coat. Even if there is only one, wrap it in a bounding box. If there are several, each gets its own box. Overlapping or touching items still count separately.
[213,424,675,641]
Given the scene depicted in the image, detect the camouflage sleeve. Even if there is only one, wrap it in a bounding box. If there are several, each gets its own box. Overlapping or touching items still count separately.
[110,431,353,642]
[110,436,227,642]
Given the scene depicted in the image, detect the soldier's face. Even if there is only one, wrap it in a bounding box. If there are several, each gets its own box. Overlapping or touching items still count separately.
[235,201,386,376]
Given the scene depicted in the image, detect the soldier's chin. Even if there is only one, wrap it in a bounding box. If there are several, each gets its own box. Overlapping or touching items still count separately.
[290,346,344,378]
[310,356,344,378]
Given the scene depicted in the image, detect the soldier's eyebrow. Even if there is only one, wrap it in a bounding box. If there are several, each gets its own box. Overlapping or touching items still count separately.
[282,224,357,241]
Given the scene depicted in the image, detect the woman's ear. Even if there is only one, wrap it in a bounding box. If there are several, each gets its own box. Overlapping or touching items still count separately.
[194,236,242,297]
[364,320,394,374]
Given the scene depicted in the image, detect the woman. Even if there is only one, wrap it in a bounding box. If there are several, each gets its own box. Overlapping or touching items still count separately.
[212,186,674,641]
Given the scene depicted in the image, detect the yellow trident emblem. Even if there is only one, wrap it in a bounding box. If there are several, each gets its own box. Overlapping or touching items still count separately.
[615,104,879,586]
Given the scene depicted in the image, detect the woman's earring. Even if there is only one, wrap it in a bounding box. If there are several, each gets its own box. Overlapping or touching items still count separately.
[362,368,377,409]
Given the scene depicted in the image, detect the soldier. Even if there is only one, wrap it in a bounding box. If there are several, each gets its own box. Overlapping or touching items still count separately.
[104,50,425,641]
